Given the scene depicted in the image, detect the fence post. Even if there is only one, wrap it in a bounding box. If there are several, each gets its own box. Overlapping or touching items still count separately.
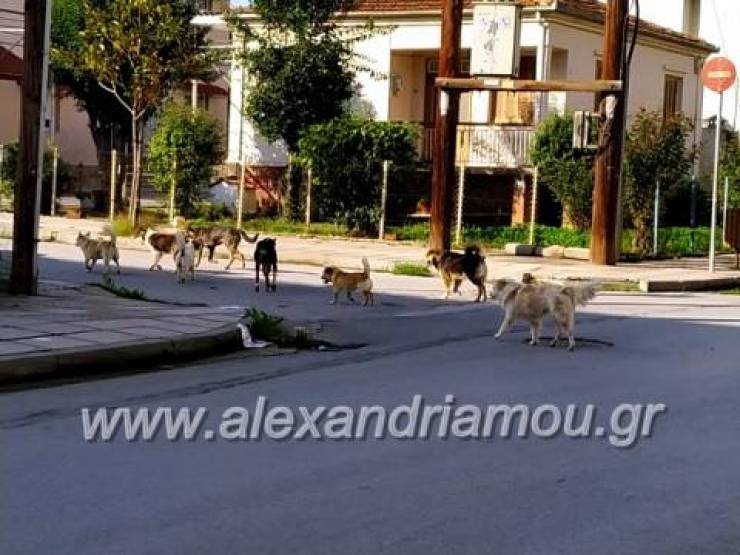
[690,175,697,255]
[237,157,246,228]
[50,146,58,217]
[378,160,390,240]
[455,164,466,247]
[0,144,4,178]
[109,149,117,223]
[168,158,177,223]
[529,166,539,246]
[723,176,729,246]
[305,166,312,227]
[653,179,660,257]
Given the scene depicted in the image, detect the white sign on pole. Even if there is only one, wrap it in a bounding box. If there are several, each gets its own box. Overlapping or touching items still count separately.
[471,2,522,78]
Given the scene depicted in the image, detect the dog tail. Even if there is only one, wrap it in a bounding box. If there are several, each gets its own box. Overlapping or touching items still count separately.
[101,224,116,246]
[239,230,260,243]
[562,282,599,306]
[361,257,371,277]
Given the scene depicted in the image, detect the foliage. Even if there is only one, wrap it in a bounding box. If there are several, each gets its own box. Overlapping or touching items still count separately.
[391,262,432,277]
[148,104,224,217]
[530,113,595,230]
[298,118,419,233]
[624,110,695,255]
[57,0,218,225]
[0,141,69,210]
[226,1,373,152]
[720,133,740,208]
[99,275,147,300]
[111,212,165,237]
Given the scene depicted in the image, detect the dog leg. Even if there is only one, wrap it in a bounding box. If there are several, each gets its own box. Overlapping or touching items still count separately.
[114,254,120,275]
[550,324,561,348]
[494,314,513,339]
[347,292,355,303]
[529,321,542,346]
[271,263,277,291]
[330,290,338,305]
[150,252,163,271]
[453,278,463,296]
[240,250,247,270]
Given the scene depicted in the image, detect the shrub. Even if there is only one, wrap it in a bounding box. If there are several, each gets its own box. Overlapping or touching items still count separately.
[148,103,224,217]
[298,118,419,234]
[720,133,740,209]
[530,113,595,230]
[0,141,69,210]
[391,262,432,277]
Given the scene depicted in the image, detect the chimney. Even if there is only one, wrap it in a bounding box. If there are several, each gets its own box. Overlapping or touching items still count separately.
[682,0,701,37]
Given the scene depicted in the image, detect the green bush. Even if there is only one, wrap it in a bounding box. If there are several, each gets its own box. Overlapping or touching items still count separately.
[148,103,224,217]
[391,262,432,277]
[298,118,419,234]
[0,141,69,209]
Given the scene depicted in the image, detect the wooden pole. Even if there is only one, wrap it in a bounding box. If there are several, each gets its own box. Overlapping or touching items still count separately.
[305,166,312,228]
[529,167,539,245]
[378,160,390,240]
[591,0,628,266]
[237,156,246,228]
[455,164,465,246]
[169,158,177,223]
[429,0,463,252]
[50,146,58,216]
[109,149,117,222]
[11,0,51,295]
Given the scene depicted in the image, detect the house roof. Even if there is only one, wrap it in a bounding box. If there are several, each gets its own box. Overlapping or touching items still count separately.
[351,0,717,54]
[0,46,23,82]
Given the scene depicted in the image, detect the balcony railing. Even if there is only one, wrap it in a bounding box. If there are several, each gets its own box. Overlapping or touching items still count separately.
[417,124,535,168]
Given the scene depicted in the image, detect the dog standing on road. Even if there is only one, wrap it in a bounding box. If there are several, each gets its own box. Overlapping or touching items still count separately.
[76,225,120,274]
[321,257,374,306]
[254,238,278,292]
[188,226,260,270]
[174,233,196,284]
[142,228,182,271]
[491,278,599,351]
[426,246,488,302]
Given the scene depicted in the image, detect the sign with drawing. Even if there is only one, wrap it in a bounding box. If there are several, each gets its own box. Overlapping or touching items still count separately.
[470,1,522,77]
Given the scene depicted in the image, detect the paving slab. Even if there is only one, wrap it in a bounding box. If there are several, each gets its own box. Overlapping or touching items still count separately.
[0,327,45,340]
[0,342,40,356]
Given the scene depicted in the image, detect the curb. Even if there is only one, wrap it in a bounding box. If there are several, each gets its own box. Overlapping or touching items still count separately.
[639,277,740,292]
[0,323,242,386]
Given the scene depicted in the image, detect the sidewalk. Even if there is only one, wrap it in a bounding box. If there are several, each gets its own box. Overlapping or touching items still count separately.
[0,282,243,385]
[2,213,739,291]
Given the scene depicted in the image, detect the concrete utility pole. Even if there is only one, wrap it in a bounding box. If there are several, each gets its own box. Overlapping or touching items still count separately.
[429,0,464,252]
[591,0,628,266]
[11,0,51,295]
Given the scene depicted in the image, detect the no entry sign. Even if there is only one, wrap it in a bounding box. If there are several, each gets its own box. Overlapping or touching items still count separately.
[701,57,737,93]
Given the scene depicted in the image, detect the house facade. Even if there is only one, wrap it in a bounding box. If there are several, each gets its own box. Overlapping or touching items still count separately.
[202,0,715,223]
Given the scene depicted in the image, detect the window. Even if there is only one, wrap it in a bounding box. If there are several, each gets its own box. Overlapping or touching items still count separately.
[663,75,683,120]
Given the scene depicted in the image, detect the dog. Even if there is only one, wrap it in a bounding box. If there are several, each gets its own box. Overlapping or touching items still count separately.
[142,228,185,271]
[321,257,374,306]
[75,225,120,274]
[426,246,488,302]
[174,233,196,284]
[490,278,599,351]
[254,238,278,292]
[188,226,259,270]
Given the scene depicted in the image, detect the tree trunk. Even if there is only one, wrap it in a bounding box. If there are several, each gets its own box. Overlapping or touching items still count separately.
[633,217,651,256]
[128,116,141,227]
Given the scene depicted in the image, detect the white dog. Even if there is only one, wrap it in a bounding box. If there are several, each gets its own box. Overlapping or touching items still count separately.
[174,233,195,284]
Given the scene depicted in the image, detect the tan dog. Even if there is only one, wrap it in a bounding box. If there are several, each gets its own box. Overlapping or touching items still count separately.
[174,233,195,284]
[75,225,120,274]
[426,246,487,302]
[491,278,598,351]
[321,257,374,306]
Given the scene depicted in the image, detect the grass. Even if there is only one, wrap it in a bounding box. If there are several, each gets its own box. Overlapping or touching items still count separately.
[599,281,642,293]
[111,213,166,237]
[244,307,318,349]
[719,288,740,295]
[391,261,432,277]
[98,275,147,300]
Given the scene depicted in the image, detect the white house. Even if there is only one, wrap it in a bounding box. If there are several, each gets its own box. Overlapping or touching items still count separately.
[199,0,717,224]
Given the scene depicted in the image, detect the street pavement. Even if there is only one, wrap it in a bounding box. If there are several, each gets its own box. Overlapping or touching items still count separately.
[1,236,740,554]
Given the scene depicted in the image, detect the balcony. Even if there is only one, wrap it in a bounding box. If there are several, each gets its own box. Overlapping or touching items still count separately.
[418,124,535,168]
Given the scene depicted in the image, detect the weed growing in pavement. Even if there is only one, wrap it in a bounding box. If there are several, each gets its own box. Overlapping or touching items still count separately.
[244,307,320,349]
[391,262,432,277]
[99,275,148,301]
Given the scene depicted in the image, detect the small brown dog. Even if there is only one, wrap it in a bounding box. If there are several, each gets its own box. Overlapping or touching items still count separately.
[426,246,487,302]
[321,257,374,306]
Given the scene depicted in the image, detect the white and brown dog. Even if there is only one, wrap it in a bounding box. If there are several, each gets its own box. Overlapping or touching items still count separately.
[75,225,120,274]
[174,233,195,284]
[142,228,188,271]
[321,257,374,306]
[491,277,598,351]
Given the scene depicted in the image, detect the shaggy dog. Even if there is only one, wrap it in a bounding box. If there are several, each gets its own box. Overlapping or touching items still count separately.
[254,238,278,292]
[188,226,259,270]
[426,246,488,302]
[75,225,120,274]
[321,257,374,306]
[174,233,196,284]
[490,278,599,351]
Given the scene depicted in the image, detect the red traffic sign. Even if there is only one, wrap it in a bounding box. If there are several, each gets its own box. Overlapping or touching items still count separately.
[701,57,736,93]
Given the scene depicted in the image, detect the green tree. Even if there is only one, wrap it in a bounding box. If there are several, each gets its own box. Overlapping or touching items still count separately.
[298,118,418,234]
[57,0,217,226]
[530,113,594,230]
[148,103,224,217]
[624,110,695,255]
[720,133,740,209]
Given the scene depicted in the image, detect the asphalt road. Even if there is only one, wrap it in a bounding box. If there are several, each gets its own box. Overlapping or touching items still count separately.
[2,241,740,554]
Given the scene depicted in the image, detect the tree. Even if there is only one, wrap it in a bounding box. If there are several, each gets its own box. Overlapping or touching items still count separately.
[624,110,695,255]
[148,103,224,217]
[530,113,594,230]
[57,0,217,226]
[720,133,740,209]
[51,0,131,209]
[298,118,418,234]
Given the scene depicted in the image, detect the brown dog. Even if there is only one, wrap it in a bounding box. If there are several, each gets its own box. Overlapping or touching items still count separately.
[188,226,260,270]
[321,257,374,306]
[426,246,487,302]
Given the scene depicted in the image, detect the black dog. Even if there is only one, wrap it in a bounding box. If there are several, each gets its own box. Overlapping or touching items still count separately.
[254,238,278,292]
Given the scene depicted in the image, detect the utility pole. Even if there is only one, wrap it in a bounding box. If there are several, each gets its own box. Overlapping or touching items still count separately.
[591,0,628,266]
[11,0,51,295]
[429,0,464,252]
